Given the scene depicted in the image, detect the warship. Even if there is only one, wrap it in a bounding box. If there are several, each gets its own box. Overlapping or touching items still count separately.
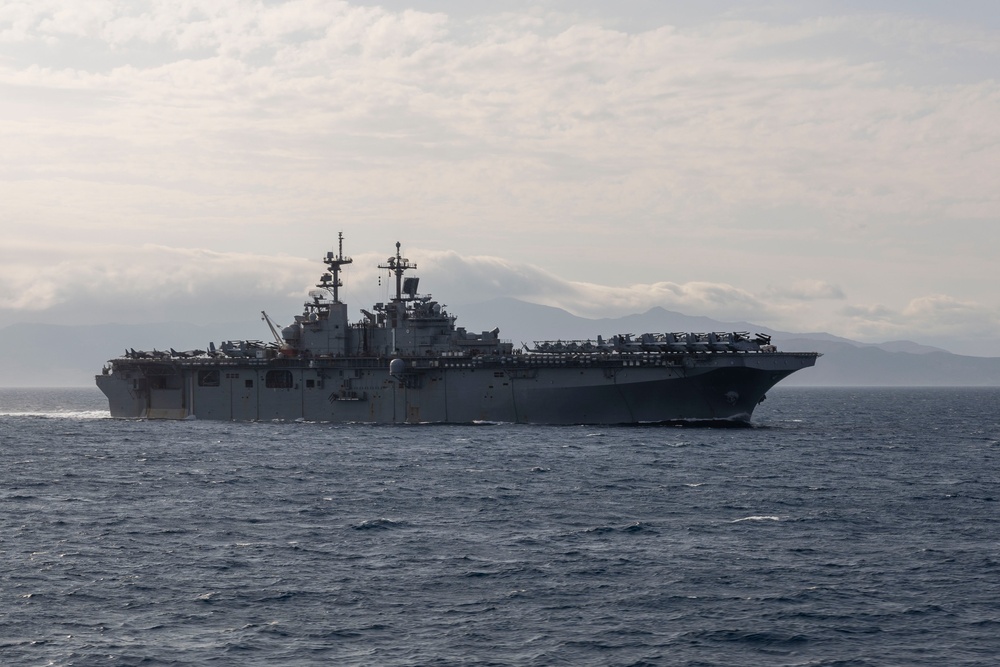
[96,235,819,423]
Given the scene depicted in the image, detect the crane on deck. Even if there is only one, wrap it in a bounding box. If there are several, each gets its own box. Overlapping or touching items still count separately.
[261,311,283,346]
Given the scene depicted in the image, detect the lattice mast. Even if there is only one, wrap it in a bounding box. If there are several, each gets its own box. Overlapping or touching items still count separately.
[319,231,353,303]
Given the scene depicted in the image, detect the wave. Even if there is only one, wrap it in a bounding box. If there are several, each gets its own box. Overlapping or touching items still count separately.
[351,517,407,531]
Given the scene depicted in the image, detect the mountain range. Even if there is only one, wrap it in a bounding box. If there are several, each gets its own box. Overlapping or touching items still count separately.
[1,297,997,387]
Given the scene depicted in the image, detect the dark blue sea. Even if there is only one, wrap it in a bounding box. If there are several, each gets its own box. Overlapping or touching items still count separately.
[1,387,998,666]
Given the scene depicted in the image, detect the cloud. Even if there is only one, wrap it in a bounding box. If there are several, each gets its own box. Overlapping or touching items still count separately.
[0,242,314,325]
[0,2,998,355]
[0,243,774,327]
[768,279,846,301]
[415,249,774,321]
[902,294,994,326]
[839,294,1000,341]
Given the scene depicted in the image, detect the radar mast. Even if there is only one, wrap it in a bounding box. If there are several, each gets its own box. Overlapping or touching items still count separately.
[319,232,353,303]
[379,241,417,302]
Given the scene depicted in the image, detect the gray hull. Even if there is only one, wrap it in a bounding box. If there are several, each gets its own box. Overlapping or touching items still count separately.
[96,351,816,424]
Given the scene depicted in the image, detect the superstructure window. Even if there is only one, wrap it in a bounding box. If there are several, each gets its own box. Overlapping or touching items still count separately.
[198,370,220,387]
[265,370,294,389]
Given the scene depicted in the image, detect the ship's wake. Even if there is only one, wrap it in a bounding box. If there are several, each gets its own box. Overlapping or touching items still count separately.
[0,410,111,420]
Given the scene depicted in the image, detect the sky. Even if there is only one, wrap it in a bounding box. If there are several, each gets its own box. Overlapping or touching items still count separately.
[1,1,998,355]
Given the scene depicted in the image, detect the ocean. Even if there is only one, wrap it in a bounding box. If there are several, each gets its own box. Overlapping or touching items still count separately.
[1,386,998,666]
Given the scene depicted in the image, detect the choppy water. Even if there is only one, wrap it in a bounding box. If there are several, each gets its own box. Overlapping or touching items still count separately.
[1,386,998,666]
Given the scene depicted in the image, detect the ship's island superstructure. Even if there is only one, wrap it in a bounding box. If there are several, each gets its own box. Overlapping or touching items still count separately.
[96,235,818,423]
